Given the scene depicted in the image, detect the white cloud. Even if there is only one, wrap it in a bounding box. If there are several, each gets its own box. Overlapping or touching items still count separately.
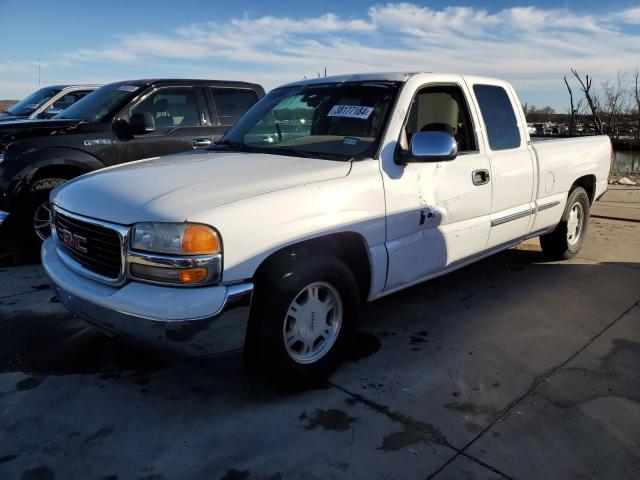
[606,7,640,25]
[1,3,639,109]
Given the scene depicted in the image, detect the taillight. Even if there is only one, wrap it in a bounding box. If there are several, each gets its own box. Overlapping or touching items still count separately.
[610,141,614,169]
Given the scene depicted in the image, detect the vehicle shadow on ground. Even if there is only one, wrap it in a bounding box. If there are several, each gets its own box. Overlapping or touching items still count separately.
[2,246,638,404]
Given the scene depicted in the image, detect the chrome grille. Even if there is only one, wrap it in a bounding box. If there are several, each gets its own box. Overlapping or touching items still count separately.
[54,210,123,279]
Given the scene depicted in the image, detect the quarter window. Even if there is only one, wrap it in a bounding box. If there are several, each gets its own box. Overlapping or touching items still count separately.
[473,85,521,150]
[211,88,259,125]
[131,87,201,127]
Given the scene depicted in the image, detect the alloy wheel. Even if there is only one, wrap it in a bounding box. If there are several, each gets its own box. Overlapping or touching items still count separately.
[282,281,343,364]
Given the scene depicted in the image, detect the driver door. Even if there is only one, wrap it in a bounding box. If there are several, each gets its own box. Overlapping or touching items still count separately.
[115,86,212,163]
[383,82,493,291]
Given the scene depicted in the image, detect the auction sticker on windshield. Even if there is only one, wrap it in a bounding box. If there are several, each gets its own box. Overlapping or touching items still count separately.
[117,85,139,92]
[327,105,374,120]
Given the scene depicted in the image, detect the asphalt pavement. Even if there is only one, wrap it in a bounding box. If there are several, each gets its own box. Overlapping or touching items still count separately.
[1,189,639,480]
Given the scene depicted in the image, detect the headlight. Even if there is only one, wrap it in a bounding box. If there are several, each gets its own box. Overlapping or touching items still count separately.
[128,223,222,286]
[131,222,221,255]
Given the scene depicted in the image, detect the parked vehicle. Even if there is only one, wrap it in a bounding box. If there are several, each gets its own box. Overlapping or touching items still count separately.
[0,79,265,250]
[0,84,100,122]
[42,73,612,384]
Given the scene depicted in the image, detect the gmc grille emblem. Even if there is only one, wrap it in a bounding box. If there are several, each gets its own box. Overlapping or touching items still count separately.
[59,228,88,254]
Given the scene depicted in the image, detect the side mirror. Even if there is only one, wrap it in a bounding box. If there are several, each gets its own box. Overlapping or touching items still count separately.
[130,112,155,135]
[37,108,63,119]
[400,131,458,163]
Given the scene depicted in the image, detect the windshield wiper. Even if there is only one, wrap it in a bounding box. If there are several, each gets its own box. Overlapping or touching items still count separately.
[212,139,247,151]
[269,146,321,159]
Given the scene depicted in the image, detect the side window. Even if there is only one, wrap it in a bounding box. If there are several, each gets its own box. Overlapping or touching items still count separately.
[52,90,92,110]
[473,85,521,150]
[131,87,201,127]
[212,88,259,126]
[404,85,477,152]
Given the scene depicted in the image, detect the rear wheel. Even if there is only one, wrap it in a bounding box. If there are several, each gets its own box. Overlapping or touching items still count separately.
[540,186,590,259]
[249,254,359,386]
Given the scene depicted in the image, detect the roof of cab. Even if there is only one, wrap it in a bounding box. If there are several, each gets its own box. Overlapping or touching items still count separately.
[282,72,418,88]
[105,79,264,91]
[281,72,508,88]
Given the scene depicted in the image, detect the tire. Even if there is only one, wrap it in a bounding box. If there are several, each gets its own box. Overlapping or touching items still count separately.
[540,186,590,260]
[16,178,68,255]
[249,253,360,387]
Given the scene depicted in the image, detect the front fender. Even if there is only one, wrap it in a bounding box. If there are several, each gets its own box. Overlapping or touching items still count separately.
[187,160,387,287]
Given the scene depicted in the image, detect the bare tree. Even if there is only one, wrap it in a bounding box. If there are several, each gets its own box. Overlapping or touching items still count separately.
[564,75,575,135]
[601,72,628,138]
[635,70,640,140]
[571,68,603,134]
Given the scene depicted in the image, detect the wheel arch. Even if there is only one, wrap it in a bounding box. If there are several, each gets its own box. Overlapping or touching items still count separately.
[252,231,373,303]
[570,174,596,204]
[11,148,106,197]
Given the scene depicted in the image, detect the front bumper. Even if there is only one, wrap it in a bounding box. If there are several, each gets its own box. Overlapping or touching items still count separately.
[42,237,253,358]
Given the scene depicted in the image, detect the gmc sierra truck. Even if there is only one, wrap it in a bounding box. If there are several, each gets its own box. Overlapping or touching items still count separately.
[42,73,612,383]
[0,79,264,252]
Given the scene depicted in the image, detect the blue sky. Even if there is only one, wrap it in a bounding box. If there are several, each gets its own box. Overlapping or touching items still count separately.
[1,0,639,111]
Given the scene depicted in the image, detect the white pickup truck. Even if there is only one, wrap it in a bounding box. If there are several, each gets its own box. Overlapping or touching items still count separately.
[43,72,612,383]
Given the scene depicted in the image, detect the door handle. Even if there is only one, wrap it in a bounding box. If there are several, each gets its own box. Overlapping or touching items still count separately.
[472,169,490,186]
[192,138,212,148]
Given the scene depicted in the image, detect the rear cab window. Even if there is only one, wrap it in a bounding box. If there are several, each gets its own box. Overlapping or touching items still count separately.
[473,85,521,150]
[211,88,259,126]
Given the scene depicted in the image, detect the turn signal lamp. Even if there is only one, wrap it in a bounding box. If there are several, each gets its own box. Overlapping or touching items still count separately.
[179,268,208,283]
[181,225,220,254]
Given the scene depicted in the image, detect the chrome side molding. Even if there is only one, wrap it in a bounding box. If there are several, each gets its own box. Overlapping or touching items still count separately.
[491,209,534,227]
[537,200,561,212]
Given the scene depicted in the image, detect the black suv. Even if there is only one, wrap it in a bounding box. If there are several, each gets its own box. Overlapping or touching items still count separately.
[0,79,265,252]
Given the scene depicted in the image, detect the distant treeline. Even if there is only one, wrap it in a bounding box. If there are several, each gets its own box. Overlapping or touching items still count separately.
[524,69,640,145]
[0,100,18,112]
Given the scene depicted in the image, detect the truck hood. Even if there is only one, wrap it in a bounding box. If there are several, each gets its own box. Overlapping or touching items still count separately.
[0,113,27,122]
[52,151,352,224]
[0,118,84,141]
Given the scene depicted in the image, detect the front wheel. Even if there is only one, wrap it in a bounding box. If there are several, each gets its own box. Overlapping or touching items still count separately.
[16,178,68,256]
[540,186,590,260]
[249,254,359,386]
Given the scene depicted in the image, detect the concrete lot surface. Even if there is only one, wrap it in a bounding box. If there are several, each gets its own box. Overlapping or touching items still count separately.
[1,191,639,479]
[592,185,640,221]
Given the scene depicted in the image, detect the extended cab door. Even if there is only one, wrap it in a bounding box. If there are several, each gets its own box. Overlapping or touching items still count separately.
[114,86,213,163]
[380,76,493,291]
[467,81,536,247]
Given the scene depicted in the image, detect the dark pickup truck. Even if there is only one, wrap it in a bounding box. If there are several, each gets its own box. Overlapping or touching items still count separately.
[0,78,265,252]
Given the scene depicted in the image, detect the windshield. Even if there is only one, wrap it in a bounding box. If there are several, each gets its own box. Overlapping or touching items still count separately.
[56,83,141,122]
[6,87,61,116]
[216,81,401,160]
